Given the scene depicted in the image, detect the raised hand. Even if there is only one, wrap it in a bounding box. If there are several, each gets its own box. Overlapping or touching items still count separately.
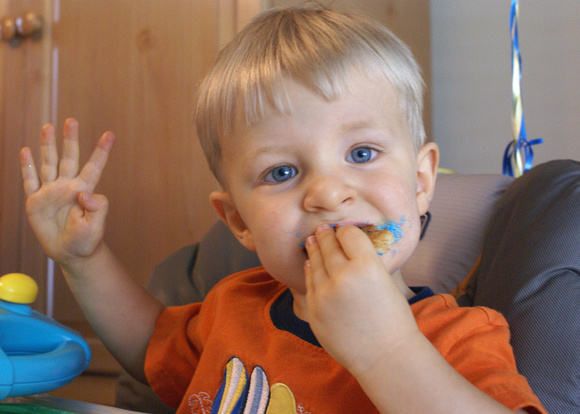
[20,118,115,265]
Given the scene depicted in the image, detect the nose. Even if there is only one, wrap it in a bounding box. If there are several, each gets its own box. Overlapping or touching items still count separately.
[303,174,355,212]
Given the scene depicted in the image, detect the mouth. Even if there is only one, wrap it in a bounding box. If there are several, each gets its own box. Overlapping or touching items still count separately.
[299,219,403,255]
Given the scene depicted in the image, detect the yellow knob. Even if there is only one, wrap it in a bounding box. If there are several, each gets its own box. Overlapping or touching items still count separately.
[0,273,38,304]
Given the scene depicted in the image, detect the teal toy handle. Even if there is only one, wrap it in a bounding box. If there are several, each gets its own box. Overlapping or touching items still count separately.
[0,273,91,400]
[0,340,89,400]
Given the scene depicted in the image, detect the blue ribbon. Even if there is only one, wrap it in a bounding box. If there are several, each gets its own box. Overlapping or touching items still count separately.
[503,0,543,177]
[503,136,544,176]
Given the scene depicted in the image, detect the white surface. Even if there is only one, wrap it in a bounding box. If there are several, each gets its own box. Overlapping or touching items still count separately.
[431,0,580,174]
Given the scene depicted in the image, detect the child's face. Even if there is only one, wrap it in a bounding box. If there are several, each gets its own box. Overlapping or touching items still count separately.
[211,73,438,295]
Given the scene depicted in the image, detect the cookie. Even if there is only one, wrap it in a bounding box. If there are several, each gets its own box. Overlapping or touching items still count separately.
[359,225,397,255]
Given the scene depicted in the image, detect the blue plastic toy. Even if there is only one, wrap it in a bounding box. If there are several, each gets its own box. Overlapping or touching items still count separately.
[0,273,90,400]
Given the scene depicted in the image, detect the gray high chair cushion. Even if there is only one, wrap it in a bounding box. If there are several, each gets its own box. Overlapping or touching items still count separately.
[460,160,580,413]
[401,173,514,292]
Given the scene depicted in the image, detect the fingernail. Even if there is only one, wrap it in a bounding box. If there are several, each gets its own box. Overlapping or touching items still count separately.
[305,235,317,247]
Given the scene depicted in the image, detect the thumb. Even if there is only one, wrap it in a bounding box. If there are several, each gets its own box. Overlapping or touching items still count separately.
[78,191,109,222]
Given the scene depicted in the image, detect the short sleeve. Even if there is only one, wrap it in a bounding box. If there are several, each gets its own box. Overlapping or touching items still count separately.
[145,304,203,408]
[414,295,547,413]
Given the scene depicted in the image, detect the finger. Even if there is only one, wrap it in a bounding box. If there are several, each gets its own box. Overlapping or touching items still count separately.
[335,225,377,260]
[77,192,109,249]
[304,234,326,292]
[20,147,40,195]
[78,130,116,191]
[59,118,80,178]
[40,123,58,183]
[304,259,315,294]
[305,234,323,270]
[314,224,348,273]
[78,192,109,232]
[78,191,109,214]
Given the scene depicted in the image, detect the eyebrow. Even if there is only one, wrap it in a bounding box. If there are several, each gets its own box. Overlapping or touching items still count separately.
[339,120,380,133]
[249,145,292,158]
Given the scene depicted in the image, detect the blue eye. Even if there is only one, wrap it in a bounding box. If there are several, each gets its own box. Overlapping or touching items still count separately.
[347,147,375,163]
[264,165,297,183]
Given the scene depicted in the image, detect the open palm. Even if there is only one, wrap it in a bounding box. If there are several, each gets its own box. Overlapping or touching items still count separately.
[20,118,115,264]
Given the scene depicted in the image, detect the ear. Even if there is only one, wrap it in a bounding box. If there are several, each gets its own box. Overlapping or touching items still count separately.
[415,142,440,216]
[209,190,256,251]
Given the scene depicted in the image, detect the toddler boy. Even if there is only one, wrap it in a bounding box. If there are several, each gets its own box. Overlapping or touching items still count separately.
[21,6,545,413]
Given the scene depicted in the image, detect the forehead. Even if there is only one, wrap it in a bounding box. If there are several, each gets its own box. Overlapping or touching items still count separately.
[244,73,406,132]
[219,74,411,162]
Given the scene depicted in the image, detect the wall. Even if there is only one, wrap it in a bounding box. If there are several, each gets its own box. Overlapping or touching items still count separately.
[431,0,580,174]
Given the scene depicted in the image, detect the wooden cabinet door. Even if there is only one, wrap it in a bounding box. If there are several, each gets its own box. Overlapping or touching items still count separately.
[1,0,227,323]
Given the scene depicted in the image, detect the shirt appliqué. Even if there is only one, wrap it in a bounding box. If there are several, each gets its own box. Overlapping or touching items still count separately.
[189,356,310,414]
[188,391,213,413]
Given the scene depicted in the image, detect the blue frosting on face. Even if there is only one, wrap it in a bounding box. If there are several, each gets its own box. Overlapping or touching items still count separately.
[374,221,403,243]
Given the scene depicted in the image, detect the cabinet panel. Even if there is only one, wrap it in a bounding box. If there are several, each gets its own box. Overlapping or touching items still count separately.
[0,0,51,311]
[49,0,221,322]
[2,1,223,322]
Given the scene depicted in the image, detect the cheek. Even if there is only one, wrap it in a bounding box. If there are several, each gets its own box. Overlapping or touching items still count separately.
[243,193,298,244]
[374,188,421,269]
[382,214,421,268]
[401,213,421,244]
[248,213,294,255]
[244,206,304,270]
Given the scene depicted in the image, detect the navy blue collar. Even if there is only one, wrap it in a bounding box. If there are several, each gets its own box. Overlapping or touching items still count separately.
[408,286,435,305]
[270,286,434,348]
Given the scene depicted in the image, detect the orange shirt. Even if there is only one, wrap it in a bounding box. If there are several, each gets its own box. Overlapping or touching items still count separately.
[146,267,546,413]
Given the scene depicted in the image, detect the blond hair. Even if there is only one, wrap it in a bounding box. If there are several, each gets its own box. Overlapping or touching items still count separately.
[195,6,425,183]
